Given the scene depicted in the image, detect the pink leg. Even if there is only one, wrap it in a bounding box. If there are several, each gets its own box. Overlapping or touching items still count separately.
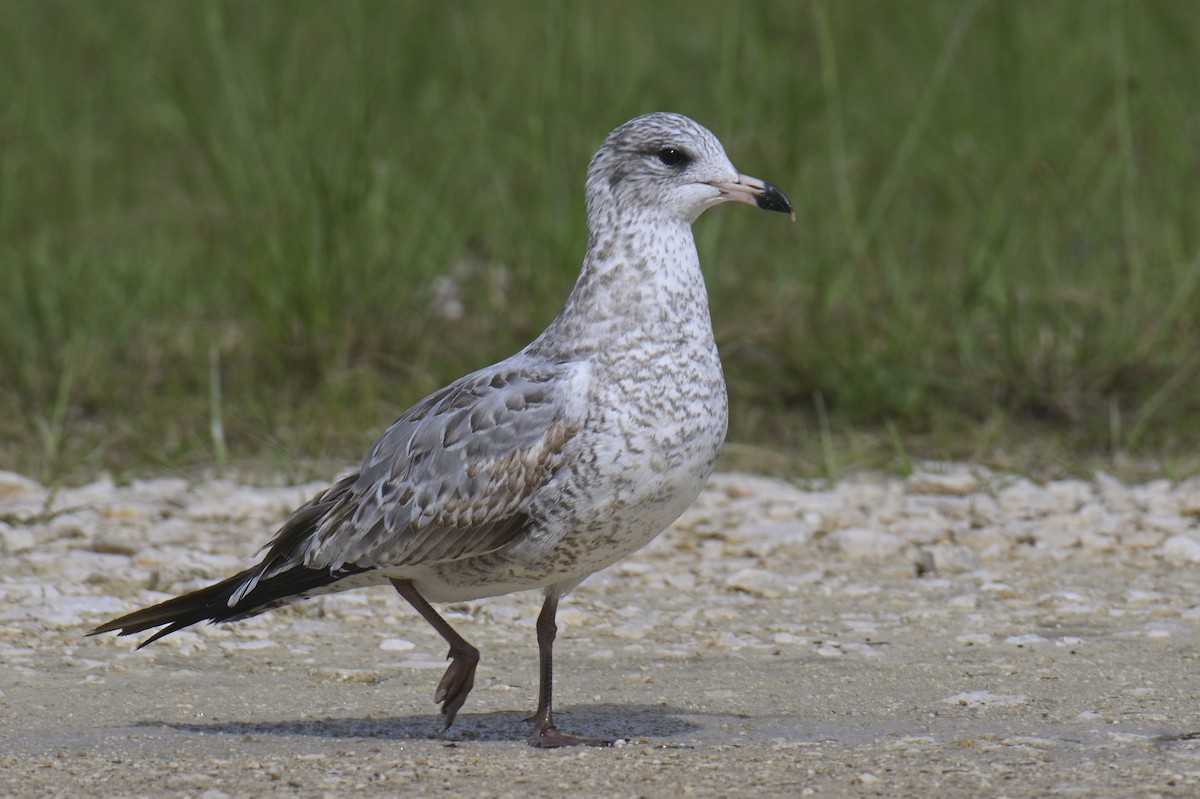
[527,593,613,748]
[391,579,479,730]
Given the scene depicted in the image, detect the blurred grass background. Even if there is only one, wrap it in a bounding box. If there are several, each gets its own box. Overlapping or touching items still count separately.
[1,0,1198,482]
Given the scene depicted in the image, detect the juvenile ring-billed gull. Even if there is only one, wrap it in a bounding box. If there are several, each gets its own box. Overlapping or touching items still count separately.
[90,112,794,747]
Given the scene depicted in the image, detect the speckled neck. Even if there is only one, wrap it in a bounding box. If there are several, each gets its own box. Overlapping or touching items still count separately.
[527,214,712,362]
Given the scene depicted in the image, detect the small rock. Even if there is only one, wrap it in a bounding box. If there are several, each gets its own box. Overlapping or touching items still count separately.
[308,667,382,682]
[724,568,789,599]
[942,691,1027,708]
[379,638,416,652]
[662,572,696,591]
[1125,589,1166,606]
[907,469,980,496]
[995,479,1046,518]
[948,593,979,610]
[1178,482,1200,516]
[981,582,1017,599]
[558,609,585,626]
[0,524,35,554]
[0,471,45,502]
[612,622,648,641]
[219,639,277,650]
[712,632,750,651]
[1161,534,1200,564]
[825,527,904,561]
[912,548,936,576]
[43,510,101,542]
[53,476,118,510]
[726,520,813,557]
[88,537,141,556]
[921,544,978,575]
[1141,514,1190,535]
[1094,471,1134,512]
[1122,530,1167,549]
[1046,479,1093,511]
[1001,736,1057,749]
[1132,479,1176,515]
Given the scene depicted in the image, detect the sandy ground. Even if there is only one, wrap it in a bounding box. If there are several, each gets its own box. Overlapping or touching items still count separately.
[2,468,1199,797]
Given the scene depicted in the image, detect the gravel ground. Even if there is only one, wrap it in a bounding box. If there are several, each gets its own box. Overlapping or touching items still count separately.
[2,465,1199,798]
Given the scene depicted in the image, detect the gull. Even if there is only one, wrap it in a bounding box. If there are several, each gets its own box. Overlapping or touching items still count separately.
[90,112,793,747]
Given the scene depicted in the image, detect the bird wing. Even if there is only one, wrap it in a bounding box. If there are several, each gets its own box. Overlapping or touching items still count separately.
[238,357,590,597]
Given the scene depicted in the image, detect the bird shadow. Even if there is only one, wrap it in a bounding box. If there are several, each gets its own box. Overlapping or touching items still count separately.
[134,703,706,745]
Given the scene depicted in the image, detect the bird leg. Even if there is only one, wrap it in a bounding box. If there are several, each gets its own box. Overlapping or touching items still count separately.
[527,593,614,748]
[390,579,479,730]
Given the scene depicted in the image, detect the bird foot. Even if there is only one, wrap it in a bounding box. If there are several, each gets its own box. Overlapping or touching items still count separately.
[527,717,614,748]
[434,645,479,730]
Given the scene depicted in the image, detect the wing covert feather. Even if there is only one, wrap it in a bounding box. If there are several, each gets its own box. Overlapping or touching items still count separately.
[288,359,589,573]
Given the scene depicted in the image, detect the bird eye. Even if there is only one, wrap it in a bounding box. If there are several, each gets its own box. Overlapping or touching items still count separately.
[655,147,690,168]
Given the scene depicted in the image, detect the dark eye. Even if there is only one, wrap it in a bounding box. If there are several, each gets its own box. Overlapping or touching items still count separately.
[656,147,690,168]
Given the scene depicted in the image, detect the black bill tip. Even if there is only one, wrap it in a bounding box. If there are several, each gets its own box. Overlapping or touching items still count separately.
[755,180,794,218]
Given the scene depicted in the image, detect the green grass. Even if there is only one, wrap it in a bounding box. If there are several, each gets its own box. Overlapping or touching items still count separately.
[2,0,1199,482]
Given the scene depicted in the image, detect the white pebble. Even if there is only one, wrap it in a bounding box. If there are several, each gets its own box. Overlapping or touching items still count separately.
[942,691,1027,707]
[220,639,276,650]
[981,582,1017,599]
[0,524,35,554]
[906,469,980,496]
[379,638,416,652]
[612,622,648,641]
[0,470,45,501]
[724,568,789,599]
[1161,534,1200,564]
[826,527,904,561]
[712,632,749,651]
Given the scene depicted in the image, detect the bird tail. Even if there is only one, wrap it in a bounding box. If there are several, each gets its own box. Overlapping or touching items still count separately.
[88,564,364,648]
[89,473,371,647]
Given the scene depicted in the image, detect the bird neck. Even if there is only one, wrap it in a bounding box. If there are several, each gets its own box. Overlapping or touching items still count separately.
[528,216,714,360]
